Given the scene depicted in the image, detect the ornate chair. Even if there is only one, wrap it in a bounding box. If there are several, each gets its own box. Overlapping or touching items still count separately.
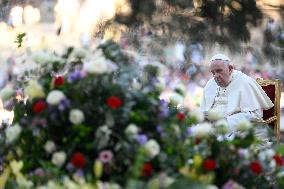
[254,78,281,142]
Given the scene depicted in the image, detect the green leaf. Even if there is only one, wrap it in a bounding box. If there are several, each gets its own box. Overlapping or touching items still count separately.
[14,33,26,48]
[275,144,284,155]
[168,177,210,189]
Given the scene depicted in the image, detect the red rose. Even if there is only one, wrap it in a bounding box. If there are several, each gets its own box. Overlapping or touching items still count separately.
[70,152,86,169]
[141,163,153,177]
[195,137,201,145]
[54,76,64,87]
[33,101,47,113]
[203,159,216,171]
[273,155,283,166]
[106,96,123,109]
[176,113,185,121]
[250,161,262,174]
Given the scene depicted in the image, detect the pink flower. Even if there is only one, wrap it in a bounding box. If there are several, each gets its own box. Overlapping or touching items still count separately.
[99,150,113,163]
[223,179,245,189]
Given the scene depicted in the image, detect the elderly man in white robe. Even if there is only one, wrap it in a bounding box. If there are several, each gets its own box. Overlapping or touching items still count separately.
[200,54,274,140]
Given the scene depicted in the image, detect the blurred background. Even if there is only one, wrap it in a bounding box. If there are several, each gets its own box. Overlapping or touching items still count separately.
[0,0,284,134]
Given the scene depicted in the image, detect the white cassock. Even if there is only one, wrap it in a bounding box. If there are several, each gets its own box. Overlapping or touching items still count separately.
[200,70,274,132]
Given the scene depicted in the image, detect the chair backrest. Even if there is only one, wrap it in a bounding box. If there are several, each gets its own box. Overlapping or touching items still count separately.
[256,78,281,141]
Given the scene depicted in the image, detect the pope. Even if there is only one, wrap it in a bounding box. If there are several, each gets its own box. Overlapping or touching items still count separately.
[200,54,273,131]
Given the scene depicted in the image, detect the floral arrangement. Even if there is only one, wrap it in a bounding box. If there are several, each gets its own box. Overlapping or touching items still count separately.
[1,40,284,189]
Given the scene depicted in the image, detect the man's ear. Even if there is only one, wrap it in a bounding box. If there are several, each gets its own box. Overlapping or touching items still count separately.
[229,65,234,72]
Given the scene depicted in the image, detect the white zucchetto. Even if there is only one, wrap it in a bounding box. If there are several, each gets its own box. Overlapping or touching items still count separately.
[210,54,231,62]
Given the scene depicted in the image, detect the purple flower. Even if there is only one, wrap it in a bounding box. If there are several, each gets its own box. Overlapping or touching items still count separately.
[68,70,83,82]
[137,134,148,145]
[159,100,169,118]
[4,99,14,111]
[186,127,192,136]
[66,163,75,172]
[156,125,166,137]
[160,99,168,106]
[74,169,84,177]
[16,88,24,97]
[16,88,24,94]
[156,125,163,133]
[58,99,71,111]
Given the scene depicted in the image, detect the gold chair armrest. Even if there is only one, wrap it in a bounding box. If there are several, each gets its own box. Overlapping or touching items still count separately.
[252,116,277,125]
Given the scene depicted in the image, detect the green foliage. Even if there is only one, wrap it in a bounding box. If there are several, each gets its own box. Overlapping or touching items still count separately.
[14,33,26,48]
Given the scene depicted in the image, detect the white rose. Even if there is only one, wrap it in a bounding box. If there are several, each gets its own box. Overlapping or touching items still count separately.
[69,109,85,124]
[83,59,108,74]
[24,80,45,100]
[161,175,174,187]
[44,141,56,154]
[190,109,204,123]
[71,48,87,59]
[5,124,22,143]
[169,92,184,106]
[125,124,139,136]
[32,51,52,64]
[16,177,34,188]
[46,90,65,105]
[144,139,160,159]
[207,109,224,121]
[191,122,214,138]
[51,151,66,167]
[236,120,252,131]
[63,176,79,189]
[32,51,64,65]
[214,119,229,135]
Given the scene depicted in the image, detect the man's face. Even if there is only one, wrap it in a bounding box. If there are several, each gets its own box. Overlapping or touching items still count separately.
[210,60,233,87]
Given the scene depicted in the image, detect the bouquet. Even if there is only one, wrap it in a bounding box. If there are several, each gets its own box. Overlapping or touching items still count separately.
[0,40,284,189]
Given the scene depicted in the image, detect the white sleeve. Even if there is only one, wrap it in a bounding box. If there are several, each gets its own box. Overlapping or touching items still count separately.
[226,109,263,131]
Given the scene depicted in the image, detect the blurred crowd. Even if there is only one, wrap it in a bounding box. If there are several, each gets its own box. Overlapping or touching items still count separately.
[1,15,284,129]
